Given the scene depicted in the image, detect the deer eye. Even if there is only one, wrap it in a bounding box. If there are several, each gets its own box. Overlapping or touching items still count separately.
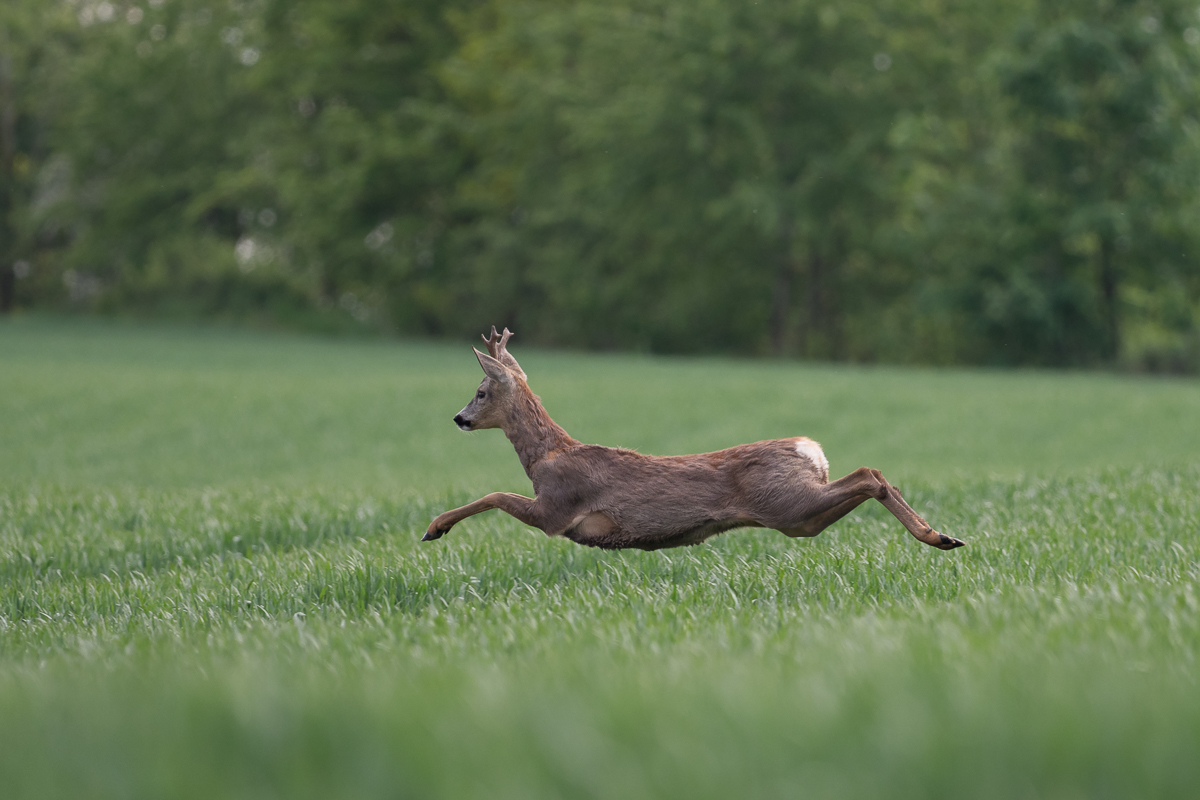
[476,391,486,400]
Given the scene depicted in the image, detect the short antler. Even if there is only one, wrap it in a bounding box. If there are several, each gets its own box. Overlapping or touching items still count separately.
[482,325,512,359]
[482,326,526,379]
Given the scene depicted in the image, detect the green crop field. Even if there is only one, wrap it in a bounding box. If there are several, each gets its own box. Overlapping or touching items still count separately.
[1,316,1198,799]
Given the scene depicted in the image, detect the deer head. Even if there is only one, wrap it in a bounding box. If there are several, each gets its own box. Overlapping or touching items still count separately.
[453,327,525,431]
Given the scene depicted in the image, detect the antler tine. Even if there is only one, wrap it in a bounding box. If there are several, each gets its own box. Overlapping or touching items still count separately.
[481,326,517,358]
[482,326,502,358]
[479,325,525,379]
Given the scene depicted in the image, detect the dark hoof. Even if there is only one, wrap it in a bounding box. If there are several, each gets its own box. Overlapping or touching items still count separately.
[936,532,965,550]
[422,528,447,542]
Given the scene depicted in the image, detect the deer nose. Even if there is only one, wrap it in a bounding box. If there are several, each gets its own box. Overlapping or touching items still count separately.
[454,414,470,429]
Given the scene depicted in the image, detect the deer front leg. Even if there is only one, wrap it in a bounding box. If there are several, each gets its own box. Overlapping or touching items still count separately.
[423,492,543,541]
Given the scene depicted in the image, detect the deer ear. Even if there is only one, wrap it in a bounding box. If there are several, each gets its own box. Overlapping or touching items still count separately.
[474,348,512,384]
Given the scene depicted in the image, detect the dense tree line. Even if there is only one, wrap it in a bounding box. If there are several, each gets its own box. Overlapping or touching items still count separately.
[2,0,1199,369]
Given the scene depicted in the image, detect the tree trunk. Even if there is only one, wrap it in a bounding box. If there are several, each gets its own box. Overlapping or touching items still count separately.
[0,28,15,314]
[769,257,793,356]
[0,268,13,314]
[770,223,797,356]
[1099,237,1119,361]
[804,244,826,359]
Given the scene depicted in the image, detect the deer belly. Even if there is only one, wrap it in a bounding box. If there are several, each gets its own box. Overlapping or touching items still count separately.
[563,510,756,551]
[562,511,624,548]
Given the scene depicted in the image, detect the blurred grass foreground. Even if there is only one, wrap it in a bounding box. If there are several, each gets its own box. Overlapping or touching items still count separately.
[1,317,1200,798]
[3,0,1200,371]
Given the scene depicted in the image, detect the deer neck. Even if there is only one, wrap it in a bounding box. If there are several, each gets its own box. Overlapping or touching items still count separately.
[503,388,577,475]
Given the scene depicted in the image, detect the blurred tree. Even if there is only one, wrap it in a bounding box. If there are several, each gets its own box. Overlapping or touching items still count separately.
[222,0,472,332]
[994,0,1200,365]
[33,0,470,330]
[0,21,14,313]
[4,0,1198,370]
[0,3,68,313]
[34,0,277,316]
[866,1,1031,365]
[445,0,901,356]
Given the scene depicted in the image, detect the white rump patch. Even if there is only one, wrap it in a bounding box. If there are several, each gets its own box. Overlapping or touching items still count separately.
[794,438,829,480]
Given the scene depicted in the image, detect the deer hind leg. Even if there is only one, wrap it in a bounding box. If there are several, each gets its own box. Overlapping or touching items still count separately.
[781,494,872,538]
[866,469,964,550]
[778,466,879,537]
[779,467,964,550]
[423,492,543,541]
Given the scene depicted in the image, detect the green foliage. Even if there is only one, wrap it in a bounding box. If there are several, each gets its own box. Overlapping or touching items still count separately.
[0,2,78,311]
[444,1,898,355]
[993,0,1200,366]
[3,1,1200,369]
[1,319,1200,798]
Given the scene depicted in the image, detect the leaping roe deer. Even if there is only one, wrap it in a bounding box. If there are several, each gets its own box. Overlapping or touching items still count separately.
[424,327,965,552]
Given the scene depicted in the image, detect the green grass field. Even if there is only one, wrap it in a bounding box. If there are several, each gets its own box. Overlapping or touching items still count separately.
[2,315,1199,798]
